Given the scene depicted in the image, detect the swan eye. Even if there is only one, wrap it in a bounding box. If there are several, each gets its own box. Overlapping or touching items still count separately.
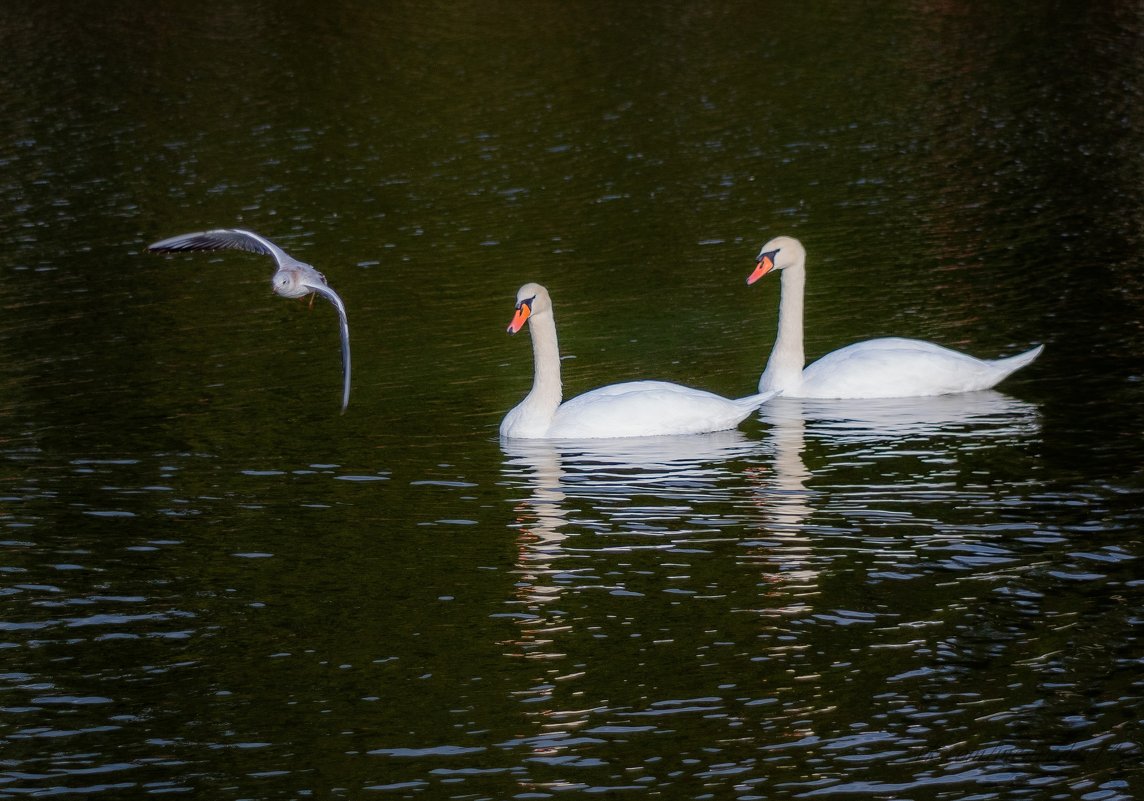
[756,247,780,264]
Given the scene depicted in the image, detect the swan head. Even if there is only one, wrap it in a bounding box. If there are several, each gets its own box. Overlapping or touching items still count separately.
[507,282,552,333]
[748,236,805,285]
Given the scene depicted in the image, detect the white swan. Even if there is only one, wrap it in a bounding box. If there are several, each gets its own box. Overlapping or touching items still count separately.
[748,236,1043,398]
[501,283,779,439]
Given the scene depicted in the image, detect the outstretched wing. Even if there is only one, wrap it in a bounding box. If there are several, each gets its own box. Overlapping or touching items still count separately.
[303,280,352,414]
[148,229,293,269]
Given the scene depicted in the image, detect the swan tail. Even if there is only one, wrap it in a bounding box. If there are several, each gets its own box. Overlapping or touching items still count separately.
[990,344,1044,380]
[735,388,782,410]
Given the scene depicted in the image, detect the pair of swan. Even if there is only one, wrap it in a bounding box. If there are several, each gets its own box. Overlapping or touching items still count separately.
[503,235,1042,439]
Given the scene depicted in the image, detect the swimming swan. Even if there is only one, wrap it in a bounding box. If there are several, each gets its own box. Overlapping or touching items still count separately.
[501,283,778,439]
[748,236,1043,398]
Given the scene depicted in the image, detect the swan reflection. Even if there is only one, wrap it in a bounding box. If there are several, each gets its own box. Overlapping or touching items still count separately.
[741,401,818,614]
[503,430,759,500]
[764,390,1041,445]
[499,430,768,610]
[498,390,1041,612]
[752,400,814,533]
[754,391,1044,590]
[494,392,1046,778]
[497,430,786,735]
[502,436,570,609]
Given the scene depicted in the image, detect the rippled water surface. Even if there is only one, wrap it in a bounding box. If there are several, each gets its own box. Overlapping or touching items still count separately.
[2,2,1142,798]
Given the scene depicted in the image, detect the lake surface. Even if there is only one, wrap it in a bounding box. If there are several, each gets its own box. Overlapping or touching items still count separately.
[1,1,1142,798]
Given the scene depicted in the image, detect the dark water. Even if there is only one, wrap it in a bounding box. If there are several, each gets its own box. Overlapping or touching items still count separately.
[1,1,1142,798]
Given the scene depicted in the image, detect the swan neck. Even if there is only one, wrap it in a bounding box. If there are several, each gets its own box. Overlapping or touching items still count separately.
[762,260,806,392]
[526,310,563,414]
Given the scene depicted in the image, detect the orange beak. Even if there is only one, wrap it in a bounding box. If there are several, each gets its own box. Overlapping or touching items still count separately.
[507,302,532,333]
[747,253,775,285]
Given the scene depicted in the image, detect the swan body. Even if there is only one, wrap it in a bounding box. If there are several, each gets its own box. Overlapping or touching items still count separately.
[148,228,351,412]
[501,283,778,439]
[749,236,1043,399]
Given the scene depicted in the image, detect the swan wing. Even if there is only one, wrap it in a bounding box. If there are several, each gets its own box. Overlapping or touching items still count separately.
[547,381,761,438]
[799,338,1038,398]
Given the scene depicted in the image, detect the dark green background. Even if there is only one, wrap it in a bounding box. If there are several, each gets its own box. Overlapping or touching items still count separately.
[1,2,1140,798]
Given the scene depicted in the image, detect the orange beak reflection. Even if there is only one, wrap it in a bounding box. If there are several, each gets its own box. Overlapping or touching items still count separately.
[747,253,776,285]
[507,302,532,333]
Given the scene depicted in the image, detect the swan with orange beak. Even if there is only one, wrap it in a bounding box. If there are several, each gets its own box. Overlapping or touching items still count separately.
[501,282,778,439]
[746,234,1042,398]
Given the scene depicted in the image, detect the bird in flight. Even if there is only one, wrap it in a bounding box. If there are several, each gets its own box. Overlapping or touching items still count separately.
[148,228,351,413]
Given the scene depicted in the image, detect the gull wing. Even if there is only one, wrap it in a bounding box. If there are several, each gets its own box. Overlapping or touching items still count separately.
[303,280,352,413]
[148,229,294,269]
